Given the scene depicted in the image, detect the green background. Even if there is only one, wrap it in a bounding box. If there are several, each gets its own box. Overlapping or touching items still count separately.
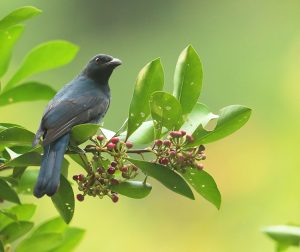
[1,0,300,251]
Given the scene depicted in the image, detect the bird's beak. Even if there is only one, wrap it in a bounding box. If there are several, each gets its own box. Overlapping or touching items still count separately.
[108,58,122,67]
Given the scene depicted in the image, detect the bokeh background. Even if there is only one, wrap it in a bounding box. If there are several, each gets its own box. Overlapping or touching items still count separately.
[1,0,300,251]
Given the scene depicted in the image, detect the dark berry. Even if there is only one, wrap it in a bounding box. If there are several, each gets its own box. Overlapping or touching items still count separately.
[111,193,119,203]
[186,135,194,143]
[111,137,119,144]
[159,157,169,165]
[107,166,116,174]
[97,135,104,141]
[180,130,186,136]
[170,131,182,138]
[72,175,79,181]
[169,150,176,157]
[78,174,85,182]
[155,139,163,146]
[97,167,105,173]
[120,166,128,172]
[111,161,117,167]
[163,140,171,147]
[107,143,116,150]
[125,141,133,148]
[198,145,205,152]
[76,194,84,201]
[110,178,119,185]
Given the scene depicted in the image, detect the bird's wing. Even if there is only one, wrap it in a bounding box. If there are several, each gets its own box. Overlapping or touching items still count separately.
[41,95,109,146]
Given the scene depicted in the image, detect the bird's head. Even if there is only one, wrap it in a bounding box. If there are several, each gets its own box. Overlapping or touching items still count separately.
[82,54,122,84]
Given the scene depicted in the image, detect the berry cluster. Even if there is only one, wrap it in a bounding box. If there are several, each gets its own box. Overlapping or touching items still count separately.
[73,136,137,202]
[153,130,206,173]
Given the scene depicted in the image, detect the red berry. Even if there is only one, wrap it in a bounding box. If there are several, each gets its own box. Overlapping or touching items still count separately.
[111,193,119,203]
[169,150,176,157]
[97,167,105,173]
[125,141,133,149]
[111,137,119,144]
[97,135,104,141]
[155,139,163,146]
[78,174,85,182]
[120,166,128,172]
[107,166,116,174]
[107,143,116,150]
[170,131,182,138]
[163,140,171,147]
[110,178,119,185]
[76,194,84,201]
[111,161,117,167]
[186,135,194,143]
[159,157,169,165]
[180,130,186,136]
[72,175,79,181]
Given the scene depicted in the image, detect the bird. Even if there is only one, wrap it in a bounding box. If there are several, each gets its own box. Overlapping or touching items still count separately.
[32,54,122,198]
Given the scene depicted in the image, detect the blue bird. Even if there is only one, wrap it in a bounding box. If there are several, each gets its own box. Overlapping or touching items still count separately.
[32,54,122,198]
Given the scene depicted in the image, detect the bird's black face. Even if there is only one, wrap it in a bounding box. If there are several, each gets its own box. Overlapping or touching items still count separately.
[83,54,122,83]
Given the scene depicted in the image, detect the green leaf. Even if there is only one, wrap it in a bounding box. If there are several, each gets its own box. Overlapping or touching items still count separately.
[5,151,41,168]
[149,91,183,137]
[126,58,164,139]
[0,127,35,149]
[0,241,3,252]
[16,233,63,252]
[173,45,203,115]
[263,225,300,248]
[49,227,85,252]
[61,158,69,177]
[0,82,56,106]
[16,169,38,194]
[128,158,194,200]
[0,178,20,204]
[0,221,33,243]
[0,25,24,78]
[182,168,221,209]
[191,105,252,146]
[180,103,218,134]
[0,6,42,30]
[51,176,75,224]
[31,217,67,237]
[70,123,99,145]
[111,181,152,199]
[5,40,79,90]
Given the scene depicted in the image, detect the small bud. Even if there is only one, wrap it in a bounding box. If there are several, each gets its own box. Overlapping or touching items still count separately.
[125,141,133,149]
[72,175,79,181]
[122,172,129,178]
[107,143,116,150]
[176,153,185,163]
[170,131,182,138]
[196,163,204,171]
[111,137,119,144]
[180,130,186,136]
[111,193,119,203]
[76,194,85,201]
[110,178,119,185]
[78,174,85,182]
[120,166,128,172]
[111,161,117,167]
[107,166,116,174]
[186,134,194,143]
[198,145,205,152]
[169,150,176,157]
[97,167,105,173]
[201,154,207,160]
[155,139,163,146]
[159,157,169,165]
[97,135,104,141]
[163,140,171,147]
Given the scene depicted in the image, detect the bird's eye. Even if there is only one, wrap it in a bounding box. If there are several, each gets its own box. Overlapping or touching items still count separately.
[95,57,101,64]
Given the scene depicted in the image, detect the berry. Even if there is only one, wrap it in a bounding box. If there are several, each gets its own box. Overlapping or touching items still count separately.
[72,175,79,181]
[180,130,186,136]
[76,194,84,201]
[125,141,133,148]
[107,143,116,150]
[170,131,182,138]
[111,137,119,144]
[111,161,117,167]
[198,145,205,151]
[111,193,119,203]
[97,135,104,141]
[78,174,85,182]
[186,135,194,143]
[201,154,207,160]
[97,167,105,173]
[159,157,169,165]
[163,140,171,147]
[107,166,116,174]
[196,163,204,170]
[120,166,128,172]
[169,150,176,157]
[110,178,119,185]
[155,139,163,146]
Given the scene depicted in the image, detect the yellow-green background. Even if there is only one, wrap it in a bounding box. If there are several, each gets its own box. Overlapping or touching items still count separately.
[1,0,300,251]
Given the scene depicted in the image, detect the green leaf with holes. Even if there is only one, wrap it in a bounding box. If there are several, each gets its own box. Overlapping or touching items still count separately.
[126,58,164,139]
[263,225,300,250]
[0,6,41,30]
[51,176,75,224]
[0,82,56,106]
[5,40,79,90]
[71,123,100,145]
[190,105,252,146]
[0,221,33,243]
[0,178,20,204]
[128,158,194,200]
[111,181,152,199]
[150,91,183,137]
[0,25,24,78]
[182,168,221,209]
[173,45,203,115]
[0,127,35,149]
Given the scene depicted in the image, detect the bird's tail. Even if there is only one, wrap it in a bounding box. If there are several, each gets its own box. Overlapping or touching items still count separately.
[34,133,70,198]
